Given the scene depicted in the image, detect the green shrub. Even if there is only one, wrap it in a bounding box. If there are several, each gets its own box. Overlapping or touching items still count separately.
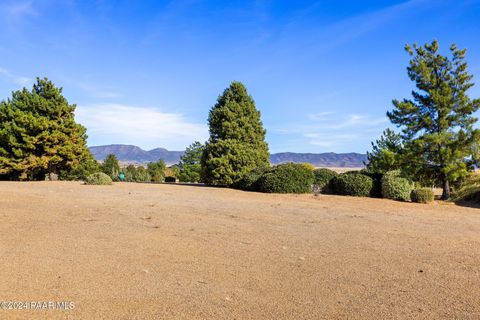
[332,172,374,197]
[84,172,112,185]
[164,176,177,183]
[360,169,383,198]
[411,188,435,203]
[450,173,480,203]
[256,163,314,193]
[233,166,269,191]
[312,168,338,194]
[381,170,414,201]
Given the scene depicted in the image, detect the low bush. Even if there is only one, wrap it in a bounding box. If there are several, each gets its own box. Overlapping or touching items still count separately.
[164,176,177,183]
[84,172,112,185]
[381,170,414,201]
[411,188,435,203]
[360,169,383,198]
[233,166,269,191]
[256,163,314,193]
[450,172,480,203]
[312,168,338,194]
[332,172,374,197]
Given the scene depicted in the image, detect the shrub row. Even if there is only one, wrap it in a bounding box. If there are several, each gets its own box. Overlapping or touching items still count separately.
[234,163,314,194]
[332,172,373,197]
[236,166,436,204]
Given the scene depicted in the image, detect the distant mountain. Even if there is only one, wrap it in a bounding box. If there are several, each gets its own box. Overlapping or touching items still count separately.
[270,152,367,168]
[89,144,367,168]
[89,144,183,165]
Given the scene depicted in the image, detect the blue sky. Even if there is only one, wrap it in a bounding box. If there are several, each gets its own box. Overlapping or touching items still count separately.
[1,0,480,153]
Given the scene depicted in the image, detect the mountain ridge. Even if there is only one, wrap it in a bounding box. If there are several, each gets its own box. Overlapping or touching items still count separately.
[89,144,367,167]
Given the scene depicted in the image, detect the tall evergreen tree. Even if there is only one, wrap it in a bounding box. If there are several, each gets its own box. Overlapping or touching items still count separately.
[366,129,403,174]
[387,40,480,199]
[201,81,269,185]
[0,77,91,180]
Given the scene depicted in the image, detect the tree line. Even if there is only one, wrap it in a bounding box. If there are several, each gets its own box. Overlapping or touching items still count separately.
[1,40,479,200]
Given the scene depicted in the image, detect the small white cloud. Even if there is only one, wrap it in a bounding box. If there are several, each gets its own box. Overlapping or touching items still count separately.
[75,104,208,150]
[327,114,388,129]
[0,68,31,86]
[270,112,388,152]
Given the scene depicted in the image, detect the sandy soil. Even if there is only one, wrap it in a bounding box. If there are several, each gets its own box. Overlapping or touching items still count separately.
[0,181,479,320]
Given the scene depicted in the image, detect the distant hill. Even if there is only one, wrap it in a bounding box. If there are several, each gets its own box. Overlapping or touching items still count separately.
[89,144,367,168]
[270,152,367,168]
[89,145,183,165]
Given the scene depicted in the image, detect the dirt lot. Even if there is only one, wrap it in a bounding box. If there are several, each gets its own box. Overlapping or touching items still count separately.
[0,181,479,319]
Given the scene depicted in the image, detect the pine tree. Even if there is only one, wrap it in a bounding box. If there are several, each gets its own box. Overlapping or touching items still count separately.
[147,159,166,182]
[101,154,120,180]
[201,81,270,185]
[366,129,403,174]
[387,41,480,199]
[0,77,91,180]
[178,141,204,183]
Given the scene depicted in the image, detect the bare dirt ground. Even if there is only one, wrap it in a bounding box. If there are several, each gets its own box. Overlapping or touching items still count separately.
[0,181,479,320]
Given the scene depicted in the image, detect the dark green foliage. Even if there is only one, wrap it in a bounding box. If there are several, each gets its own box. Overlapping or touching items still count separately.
[164,176,176,183]
[411,188,435,203]
[101,154,120,181]
[178,141,204,183]
[256,163,314,194]
[233,165,269,191]
[366,129,403,174]
[147,159,166,182]
[381,170,414,201]
[387,40,480,199]
[312,168,338,194]
[359,168,383,198]
[84,172,112,185]
[0,77,91,180]
[201,81,270,185]
[332,173,374,197]
[59,151,100,181]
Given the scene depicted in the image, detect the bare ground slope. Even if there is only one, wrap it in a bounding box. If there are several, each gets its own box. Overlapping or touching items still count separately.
[0,182,479,319]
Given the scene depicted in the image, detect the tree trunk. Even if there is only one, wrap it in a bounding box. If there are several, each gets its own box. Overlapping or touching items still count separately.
[442,178,450,200]
[48,165,59,181]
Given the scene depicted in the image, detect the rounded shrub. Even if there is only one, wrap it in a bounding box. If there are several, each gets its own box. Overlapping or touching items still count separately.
[381,170,414,201]
[411,188,435,203]
[256,163,314,193]
[359,169,383,198]
[84,172,112,185]
[233,166,269,191]
[313,168,338,194]
[332,172,374,197]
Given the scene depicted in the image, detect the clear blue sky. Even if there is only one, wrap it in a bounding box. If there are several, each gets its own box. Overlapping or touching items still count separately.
[1,0,480,153]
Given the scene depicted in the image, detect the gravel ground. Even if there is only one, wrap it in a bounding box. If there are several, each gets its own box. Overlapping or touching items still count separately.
[0,181,479,319]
